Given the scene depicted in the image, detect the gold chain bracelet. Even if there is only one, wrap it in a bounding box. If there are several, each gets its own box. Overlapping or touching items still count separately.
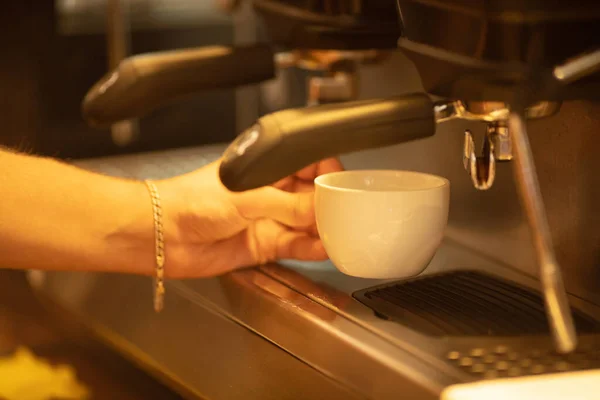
[144,180,165,312]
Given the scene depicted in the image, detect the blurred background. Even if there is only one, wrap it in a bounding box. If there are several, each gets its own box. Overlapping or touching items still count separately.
[0,0,249,159]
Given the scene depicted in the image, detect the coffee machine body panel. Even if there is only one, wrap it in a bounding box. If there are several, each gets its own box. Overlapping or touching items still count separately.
[253,0,402,50]
[397,0,600,101]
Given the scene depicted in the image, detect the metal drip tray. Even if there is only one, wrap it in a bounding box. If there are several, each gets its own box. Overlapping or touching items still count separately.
[353,271,600,380]
[353,271,600,337]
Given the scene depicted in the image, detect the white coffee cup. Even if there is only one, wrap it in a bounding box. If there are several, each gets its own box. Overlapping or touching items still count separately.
[314,170,450,279]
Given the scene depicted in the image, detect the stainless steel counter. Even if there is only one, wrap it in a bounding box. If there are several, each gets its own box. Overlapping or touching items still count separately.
[28,143,600,399]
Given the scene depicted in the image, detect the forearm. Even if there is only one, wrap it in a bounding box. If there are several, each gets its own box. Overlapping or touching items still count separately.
[0,149,155,275]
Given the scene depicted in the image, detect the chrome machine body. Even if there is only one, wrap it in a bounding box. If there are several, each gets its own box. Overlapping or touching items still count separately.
[31,1,600,399]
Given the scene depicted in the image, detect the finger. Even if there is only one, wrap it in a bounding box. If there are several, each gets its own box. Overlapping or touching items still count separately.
[275,177,315,193]
[276,231,329,261]
[271,175,292,190]
[295,163,319,181]
[295,223,318,237]
[272,162,320,188]
[317,157,345,176]
[201,221,328,272]
[296,157,344,181]
[234,187,315,228]
[291,180,314,193]
[272,158,344,190]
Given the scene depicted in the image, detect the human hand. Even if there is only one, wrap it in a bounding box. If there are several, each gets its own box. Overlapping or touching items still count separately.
[156,158,344,278]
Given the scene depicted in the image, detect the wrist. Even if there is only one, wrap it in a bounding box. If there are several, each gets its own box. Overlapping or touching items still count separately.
[106,177,191,278]
[101,178,176,277]
[152,178,189,279]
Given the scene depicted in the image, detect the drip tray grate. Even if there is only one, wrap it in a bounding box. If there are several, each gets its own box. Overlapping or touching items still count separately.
[443,343,600,379]
[353,270,600,337]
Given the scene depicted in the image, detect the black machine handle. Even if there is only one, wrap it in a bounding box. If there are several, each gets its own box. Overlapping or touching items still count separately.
[219,93,435,192]
[82,44,276,127]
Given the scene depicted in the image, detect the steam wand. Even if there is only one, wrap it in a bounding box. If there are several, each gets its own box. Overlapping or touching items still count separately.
[507,48,600,354]
[509,112,577,354]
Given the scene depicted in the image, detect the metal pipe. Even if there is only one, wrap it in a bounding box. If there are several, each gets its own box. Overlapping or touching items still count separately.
[508,112,577,353]
[106,0,139,146]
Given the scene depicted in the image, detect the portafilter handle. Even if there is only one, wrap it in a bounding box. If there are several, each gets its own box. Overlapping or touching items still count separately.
[219,93,435,192]
[82,44,276,127]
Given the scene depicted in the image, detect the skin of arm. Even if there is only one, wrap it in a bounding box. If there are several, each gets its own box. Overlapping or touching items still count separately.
[0,148,344,278]
[0,148,155,275]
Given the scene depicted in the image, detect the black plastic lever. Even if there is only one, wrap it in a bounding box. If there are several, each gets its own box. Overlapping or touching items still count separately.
[219,93,436,192]
[82,44,276,127]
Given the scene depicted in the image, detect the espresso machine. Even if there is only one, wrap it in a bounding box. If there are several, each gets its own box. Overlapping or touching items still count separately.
[30,0,600,399]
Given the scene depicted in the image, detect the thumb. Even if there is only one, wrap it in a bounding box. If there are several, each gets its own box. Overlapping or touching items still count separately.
[233,187,316,228]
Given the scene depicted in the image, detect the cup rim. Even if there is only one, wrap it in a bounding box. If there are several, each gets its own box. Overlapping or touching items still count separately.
[314,169,450,193]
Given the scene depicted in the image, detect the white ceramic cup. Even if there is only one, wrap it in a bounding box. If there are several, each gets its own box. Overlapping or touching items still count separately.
[314,170,450,279]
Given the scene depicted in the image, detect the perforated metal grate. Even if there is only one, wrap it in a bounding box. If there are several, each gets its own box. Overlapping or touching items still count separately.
[354,271,600,337]
[445,343,600,379]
